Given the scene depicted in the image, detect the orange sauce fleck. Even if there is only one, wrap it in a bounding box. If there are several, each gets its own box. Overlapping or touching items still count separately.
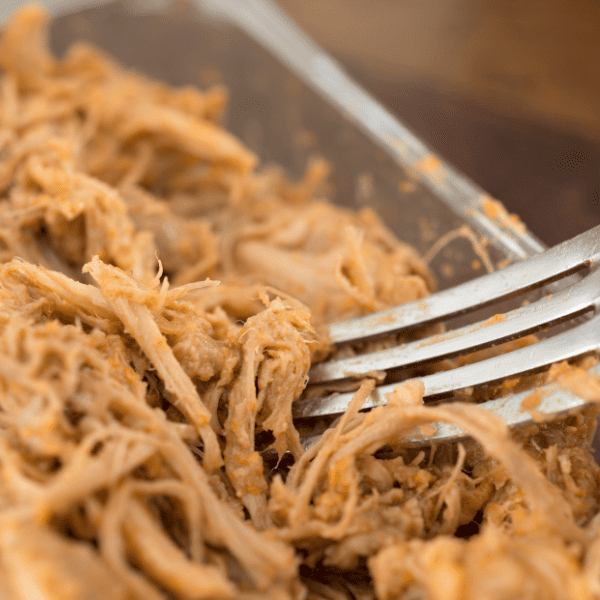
[399,179,417,193]
[520,390,543,412]
[482,197,504,220]
[418,423,437,437]
[415,154,442,176]
[441,263,455,278]
[485,313,507,325]
[480,195,527,234]
[376,314,397,326]
[501,378,519,390]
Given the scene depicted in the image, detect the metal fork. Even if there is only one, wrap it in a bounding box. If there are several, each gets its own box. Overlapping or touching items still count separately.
[293,225,600,444]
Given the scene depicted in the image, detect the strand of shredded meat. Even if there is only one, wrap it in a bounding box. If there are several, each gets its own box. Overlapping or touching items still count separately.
[0,6,599,600]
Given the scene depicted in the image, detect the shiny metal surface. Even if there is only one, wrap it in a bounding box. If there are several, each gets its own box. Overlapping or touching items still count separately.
[310,271,600,386]
[309,226,600,385]
[326,224,600,345]
[295,226,600,419]
[300,381,595,448]
[296,310,600,419]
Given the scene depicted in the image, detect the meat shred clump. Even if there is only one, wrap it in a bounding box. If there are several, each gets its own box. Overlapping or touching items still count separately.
[0,7,599,600]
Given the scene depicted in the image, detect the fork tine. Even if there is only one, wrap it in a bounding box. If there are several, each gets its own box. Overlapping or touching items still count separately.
[329,224,600,345]
[309,266,600,385]
[298,381,592,449]
[293,311,600,419]
[421,311,600,398]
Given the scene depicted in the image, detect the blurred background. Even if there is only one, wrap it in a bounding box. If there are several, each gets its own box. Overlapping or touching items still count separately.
[276,0,600,246]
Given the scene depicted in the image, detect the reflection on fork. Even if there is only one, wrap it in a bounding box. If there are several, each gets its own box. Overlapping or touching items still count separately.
[294,225,600,445]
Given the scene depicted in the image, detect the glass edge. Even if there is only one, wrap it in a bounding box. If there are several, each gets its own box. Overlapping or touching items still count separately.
[192,0,547,261]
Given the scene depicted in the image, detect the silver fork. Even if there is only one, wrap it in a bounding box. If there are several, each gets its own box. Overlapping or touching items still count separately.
[293,225,600,445]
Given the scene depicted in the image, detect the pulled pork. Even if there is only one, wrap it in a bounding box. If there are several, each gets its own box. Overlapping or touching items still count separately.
[0,6,599,600]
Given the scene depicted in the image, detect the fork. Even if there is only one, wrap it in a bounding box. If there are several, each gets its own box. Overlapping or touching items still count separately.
[293,224,600,444]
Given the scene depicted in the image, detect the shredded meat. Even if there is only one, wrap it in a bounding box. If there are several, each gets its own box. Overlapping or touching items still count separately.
[0,6,599,600]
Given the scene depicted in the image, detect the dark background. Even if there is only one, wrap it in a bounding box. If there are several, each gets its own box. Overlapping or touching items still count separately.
[276,0,600,246]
